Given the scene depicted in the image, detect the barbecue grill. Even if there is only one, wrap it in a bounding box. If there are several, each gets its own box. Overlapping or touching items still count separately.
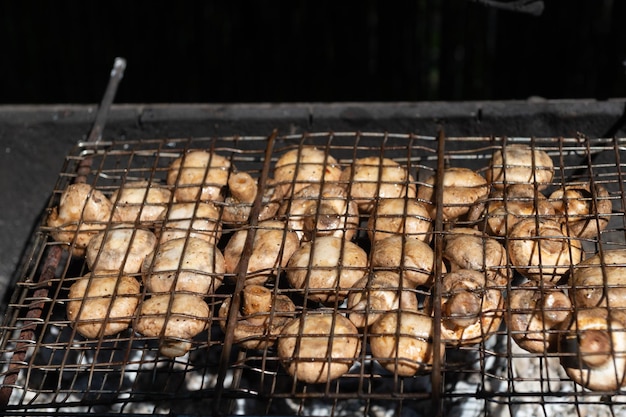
[3,61,626,417]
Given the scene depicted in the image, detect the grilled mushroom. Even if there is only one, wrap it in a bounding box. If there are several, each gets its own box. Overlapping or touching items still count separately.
[85,226,157,274]
[223,220,300,285]
[507,218,583,283]
[430,269,504,346]
[142,237,225,296]
[47,183,117,255]
[135,293,211,358]
[222,172,280,224]
[417,167,489,222]
[110,180,172,225]
[569,249,626,309]
[277,313,361,384]
[347,271,419,328]
[340,156,417,214]
[67,272,141,339]
[560,307,626,391]
[218,285,296,349]
[369,310,442,377]
[367,198,432,243]
[286,236,368,304]
[280,183,360,242]
[166,150,231,203]
[508,281,572,354]
[158,202,223,246]
[549,182,612,239]
[486,144,554,190]
[370,235,441,288]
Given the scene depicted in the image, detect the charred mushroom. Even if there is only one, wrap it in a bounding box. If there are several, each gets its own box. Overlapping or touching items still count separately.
[367,198,432,243]
[549,182,612,239]
[569,249,626,309]
[166,150,231,203]
[86,225,157,274]
[277,313,361,384]
[486,144,554,190]
[110,180,172,225]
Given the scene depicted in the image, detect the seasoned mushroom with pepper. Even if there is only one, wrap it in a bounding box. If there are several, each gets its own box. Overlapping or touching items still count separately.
[218,285,296,349]
[417,167,489,222]
[340,156,417,214]
[166,150,231,203]
[508,281,572,354]
[286,236,368,304]
[347,271,419,329]
[110,180,172,225]
[369,310,443,377]
[47,183,117,255]
[569,249,626,309]
[486,143,554,190]
[221,171,280,224]
[559,307,626,391]
[277,313,361,384]
[67,272,141,339]
[86,225,157,274]
[549,182,612,239]
[367,198,432,243]
[135,293,211,358]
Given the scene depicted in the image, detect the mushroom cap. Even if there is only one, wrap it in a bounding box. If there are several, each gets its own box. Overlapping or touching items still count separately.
[560,307,626,391]
[158,202,223,246]
[47,183,116,253]
[508,281,572,354]
[110,180,172,224]
[86,226,157,274]
[417,167,489,222]
[443,228,509,286]
[277,313,361,384]
[549,182,612,239]
[433,269,504,346]
[486,144,554,190]
[272,147,343,200]
[280,183,360,242]
[569,249,626,309]
[507,218,583,282]
[142,237,225,295]
[166,150,231,203]
[135,293,211,358]
[286,236,369,304]
[223,220,300,285]
[347,271,419,328]
[67,272,141,339]
[367,198,432,243]
[369,310,442,377]
[340,156,417,214]
[370,235,440,288]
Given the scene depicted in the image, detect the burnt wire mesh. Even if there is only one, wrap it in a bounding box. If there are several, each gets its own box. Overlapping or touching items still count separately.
[1,132,626,416]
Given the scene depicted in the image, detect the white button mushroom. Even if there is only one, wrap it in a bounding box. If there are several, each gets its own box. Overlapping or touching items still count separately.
[86,225,157,274]
[157,202,223,246]
[569,249,626,309]
[221,171,280,224]
[277,313,361,384]
[367,198,432,244]
[549,182,612,239]
[166,150,231,203]
[486,144,554,190]
[110,180,172,225]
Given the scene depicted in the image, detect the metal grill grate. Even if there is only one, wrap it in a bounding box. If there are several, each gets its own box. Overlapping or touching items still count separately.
[1,131,626,416]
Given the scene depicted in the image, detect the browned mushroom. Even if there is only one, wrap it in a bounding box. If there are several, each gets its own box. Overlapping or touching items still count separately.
[369,310,443,377]
[507,218,583,283]
[158,202,223,246]
[277,313,361,384]
[218,285,296,349]
[347,271,419,328]
[223,220,300,285]
[47,183,117,255]
[340,156,417,214]
[286,236,368,304]
[85,225,157,274]
[135,293,211,358]
[166,150,231,203]
[549,182,612,239]
[417,167,489,222]
[110,180,172,225]
[222,171,280,224]
[559,307,626,391]
[508,281,572,354]
[367,198,432,243]
[443,228,509,286]
[279,183,360,242]
[142,237,225,296]
[67,272,141,339]
[429,269,504,346]
[370,235,442,288]
[486,144,554,190]
[569,249,626,309]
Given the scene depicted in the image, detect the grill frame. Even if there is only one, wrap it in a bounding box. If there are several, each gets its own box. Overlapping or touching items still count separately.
[2,129,626,416]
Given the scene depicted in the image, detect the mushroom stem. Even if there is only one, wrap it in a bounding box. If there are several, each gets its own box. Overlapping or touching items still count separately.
[542,291,571,327]
[445,291,481,329]
[578,329,612,368]
[242,285,273,326]
[303,203,342,238]
[229,172,257,203]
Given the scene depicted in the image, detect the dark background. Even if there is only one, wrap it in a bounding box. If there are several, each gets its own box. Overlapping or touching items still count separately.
[1,0,625,104]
